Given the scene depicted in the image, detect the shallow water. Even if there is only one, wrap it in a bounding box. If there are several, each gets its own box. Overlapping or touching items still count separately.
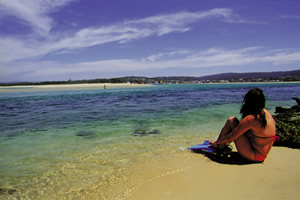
[0,83,299,199]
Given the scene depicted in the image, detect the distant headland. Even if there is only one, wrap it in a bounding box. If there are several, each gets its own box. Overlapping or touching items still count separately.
[1,70,300,86]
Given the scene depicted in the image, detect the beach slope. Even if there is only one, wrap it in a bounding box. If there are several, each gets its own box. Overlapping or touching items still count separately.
[126,147,300,200]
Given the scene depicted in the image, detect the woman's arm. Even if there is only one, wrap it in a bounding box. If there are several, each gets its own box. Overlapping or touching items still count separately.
[215,115,254,144]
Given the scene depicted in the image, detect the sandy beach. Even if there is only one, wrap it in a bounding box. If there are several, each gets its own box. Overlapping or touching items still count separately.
[125,146,300,200]
[0,83,152,92]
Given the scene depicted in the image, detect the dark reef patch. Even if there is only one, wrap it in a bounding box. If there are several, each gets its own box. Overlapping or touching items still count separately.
[273,97,300,149]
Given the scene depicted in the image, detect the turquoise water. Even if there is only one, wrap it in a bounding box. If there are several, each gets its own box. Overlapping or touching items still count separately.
[0,83,299,199]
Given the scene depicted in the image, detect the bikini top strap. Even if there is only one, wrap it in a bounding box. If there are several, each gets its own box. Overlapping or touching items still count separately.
[272,135,279,142]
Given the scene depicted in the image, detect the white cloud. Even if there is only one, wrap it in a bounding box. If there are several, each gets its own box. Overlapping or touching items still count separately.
[261,51,300,65]
[0,37,51,62]
[145,50,191,62]
[2,47,300,82]
[51,9,239,51]
[73,47,300,71]
[0,0,75,36]
[0,8,248,63]
[280,15,300,19]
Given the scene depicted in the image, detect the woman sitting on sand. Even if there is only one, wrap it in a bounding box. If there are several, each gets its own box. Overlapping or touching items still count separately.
[210,88,278,162]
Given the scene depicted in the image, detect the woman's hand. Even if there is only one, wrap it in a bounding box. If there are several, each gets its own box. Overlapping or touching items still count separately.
[209,141,218,148]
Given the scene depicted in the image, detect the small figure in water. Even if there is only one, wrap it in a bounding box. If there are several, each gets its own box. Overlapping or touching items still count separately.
[104,85,107,89]
[210,88,278,162]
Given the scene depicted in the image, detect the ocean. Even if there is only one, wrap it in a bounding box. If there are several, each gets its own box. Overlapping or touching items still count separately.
[0,83,299,199]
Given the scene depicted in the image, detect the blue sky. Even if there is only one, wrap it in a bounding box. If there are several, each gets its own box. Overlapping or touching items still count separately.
[1,0,300,82]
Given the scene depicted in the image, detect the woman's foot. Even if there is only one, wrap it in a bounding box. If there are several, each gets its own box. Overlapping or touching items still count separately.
[209,141,229,149]
[209,141,232,154]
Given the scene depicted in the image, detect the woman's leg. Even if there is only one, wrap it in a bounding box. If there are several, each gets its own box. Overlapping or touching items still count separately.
[216,117,257,161]
[216,116,239,149]
[234,134,256,161]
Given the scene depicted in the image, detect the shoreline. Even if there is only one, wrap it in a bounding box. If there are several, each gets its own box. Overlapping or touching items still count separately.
[0,83,152,92]
[1,81,299,87]
[1,82,299,93]
[124,146,300,200]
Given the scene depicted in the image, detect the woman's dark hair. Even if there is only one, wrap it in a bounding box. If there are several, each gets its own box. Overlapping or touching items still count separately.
[240,88,267,128]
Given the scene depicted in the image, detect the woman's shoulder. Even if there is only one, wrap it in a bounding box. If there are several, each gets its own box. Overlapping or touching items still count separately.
[263,109,272,115]
[264,109,276,122]
[241,114,262,128]
[242,114,256,121]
